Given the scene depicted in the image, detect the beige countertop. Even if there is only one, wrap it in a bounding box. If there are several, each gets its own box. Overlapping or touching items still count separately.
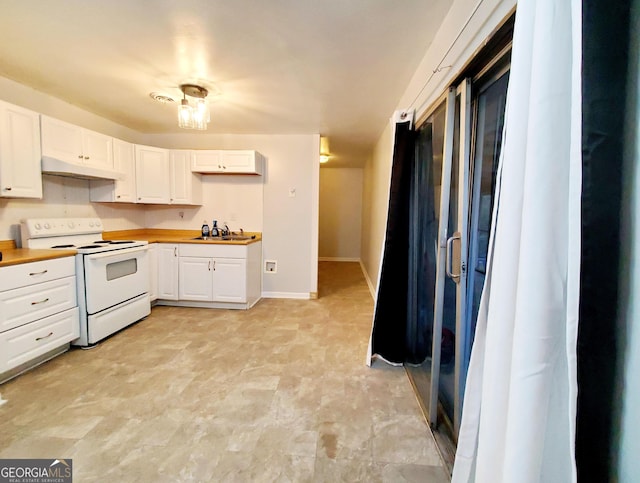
[0,240,77,267]
[102,229,262,245]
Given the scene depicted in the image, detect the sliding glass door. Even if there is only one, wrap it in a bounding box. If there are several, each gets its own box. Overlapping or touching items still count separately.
[406,54,510,443]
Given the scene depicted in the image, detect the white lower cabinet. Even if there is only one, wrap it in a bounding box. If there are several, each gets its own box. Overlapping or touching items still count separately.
[157,242,261,309]
[179,257,213,301]
[211,257,246,303]
[0,257,79,381]
[157,244,179,300]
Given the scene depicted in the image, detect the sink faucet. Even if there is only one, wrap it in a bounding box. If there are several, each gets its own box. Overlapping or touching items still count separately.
[221,223,230,236]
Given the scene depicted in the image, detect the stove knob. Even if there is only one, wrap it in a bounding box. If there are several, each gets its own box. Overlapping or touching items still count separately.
[44,223,50,230]
[68,221,75,229]
[95,221,102,227]
[34,223,41,230]
[89,221,94,227]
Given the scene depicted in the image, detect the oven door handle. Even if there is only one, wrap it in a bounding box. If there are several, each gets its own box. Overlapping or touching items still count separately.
[84,245,148,261]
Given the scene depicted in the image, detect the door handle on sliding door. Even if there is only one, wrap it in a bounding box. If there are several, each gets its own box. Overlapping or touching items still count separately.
[446,232,462,282]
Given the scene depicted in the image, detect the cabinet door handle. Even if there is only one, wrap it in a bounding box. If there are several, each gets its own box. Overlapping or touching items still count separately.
[31,298,50,305]
[117,195,121,199]
[84,156,90,160]
[29,269,48,276]
[208,260,211,271]
[213,260,216,271]
[174,247,177,257]
[78,154,84,159]
[4,187,11,191]
[35,332,53,341]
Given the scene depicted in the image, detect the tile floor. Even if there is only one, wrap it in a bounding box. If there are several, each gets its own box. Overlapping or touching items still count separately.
[0,261,449,482]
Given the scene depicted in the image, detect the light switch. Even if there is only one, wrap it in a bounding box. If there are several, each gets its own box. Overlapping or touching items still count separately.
[288,188,296,198]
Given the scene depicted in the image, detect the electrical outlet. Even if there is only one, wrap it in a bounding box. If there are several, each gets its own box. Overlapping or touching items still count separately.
[265,260,277,273]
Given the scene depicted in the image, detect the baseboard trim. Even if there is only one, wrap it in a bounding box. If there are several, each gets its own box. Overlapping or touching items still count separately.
[359,260,376,300]
[261,292,310,300]
[318,257,361,262]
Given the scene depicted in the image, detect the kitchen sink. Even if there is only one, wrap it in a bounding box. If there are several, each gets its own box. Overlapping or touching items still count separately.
[191,235,254,241]
[222,235,253,241]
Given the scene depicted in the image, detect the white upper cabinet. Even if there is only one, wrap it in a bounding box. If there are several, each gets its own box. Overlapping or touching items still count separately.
[191,150,220,172]
[135,145,170,204]
[81,129,113,170]
[170,150,201,205]
[0,101,42,199]
[191,150,264,175]
[89,139,136,202]
[41,116,113,170]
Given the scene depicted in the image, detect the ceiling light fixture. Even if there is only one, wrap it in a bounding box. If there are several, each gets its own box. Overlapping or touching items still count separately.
[178,84,210,130]
[320,136,331,163]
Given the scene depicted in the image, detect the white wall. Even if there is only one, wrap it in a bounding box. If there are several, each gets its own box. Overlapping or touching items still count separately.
[617,0,640,478]
[360,124,392,296]
[142,132,320,298]
[359,0,516,293]
[319,168,363,260]
[144,175,264,233]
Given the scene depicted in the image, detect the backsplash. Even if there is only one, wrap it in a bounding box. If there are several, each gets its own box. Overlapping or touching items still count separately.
[0,174,263,245]
[0,175,144,245]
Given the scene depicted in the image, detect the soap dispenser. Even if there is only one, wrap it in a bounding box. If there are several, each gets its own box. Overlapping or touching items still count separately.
[201,220,210,238]
[211,220,219,237]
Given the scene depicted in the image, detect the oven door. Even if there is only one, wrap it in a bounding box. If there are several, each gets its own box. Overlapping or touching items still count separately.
[83,245,149,314]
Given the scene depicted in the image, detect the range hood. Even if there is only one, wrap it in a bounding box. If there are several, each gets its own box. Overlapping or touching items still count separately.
[41,156,124,180]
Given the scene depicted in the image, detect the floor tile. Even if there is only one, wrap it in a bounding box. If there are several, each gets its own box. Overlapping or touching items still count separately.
[0,262,448,481]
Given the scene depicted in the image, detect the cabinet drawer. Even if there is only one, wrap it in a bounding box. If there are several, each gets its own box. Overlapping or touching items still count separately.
[0,257,75,292]
[179,243,246,258]
[0,307,79,373]
[0,276,77,332]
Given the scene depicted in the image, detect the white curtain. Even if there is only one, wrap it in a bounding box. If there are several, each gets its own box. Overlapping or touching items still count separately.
[452,1,582,482]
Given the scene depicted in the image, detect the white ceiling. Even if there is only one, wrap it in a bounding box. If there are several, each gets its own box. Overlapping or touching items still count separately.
[0,1,452,168]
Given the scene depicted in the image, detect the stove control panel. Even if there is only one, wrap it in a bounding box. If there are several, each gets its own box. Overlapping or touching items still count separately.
[21,218,103,239]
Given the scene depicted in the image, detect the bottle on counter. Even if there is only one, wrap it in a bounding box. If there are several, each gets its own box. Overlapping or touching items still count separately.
[211,220,219,237]
[201,220,210,238]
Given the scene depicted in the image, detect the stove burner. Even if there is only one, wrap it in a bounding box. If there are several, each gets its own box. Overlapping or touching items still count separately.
[110,240,134,244]
[78,245,102,249]
[51,244,75,248]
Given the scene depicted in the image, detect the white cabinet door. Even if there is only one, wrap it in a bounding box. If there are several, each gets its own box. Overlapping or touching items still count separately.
[220,151,254,172]
[41,116,83,165]
[112,139,135,202]
[89,139,135,202]
[0,101,42,198]
[178,257,213,301]
[170,150,192,204]
[212,257,246,303]
[191,150,263,175]
[41,116,114,171]
[135,145,170,204]
[82,129,113,170]
[148,243,158,302]
[191,150,221,172]
[157,244,179,300]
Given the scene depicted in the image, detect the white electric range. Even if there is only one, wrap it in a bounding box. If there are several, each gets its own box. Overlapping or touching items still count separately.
[21,218,150,346]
